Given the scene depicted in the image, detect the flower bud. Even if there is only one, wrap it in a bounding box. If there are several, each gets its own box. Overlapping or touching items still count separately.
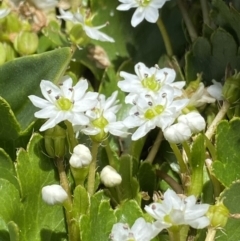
[69,144,92,168]
[207,80,223,101]
[163,123,192,143]
[222,71,240,104]
[0,42,6,65]
[44,125,66,158]
[100,165,122,187]
[13,31,39,55]
[178,112,206,134]
[42,184,68,205]
[206,202,229,228]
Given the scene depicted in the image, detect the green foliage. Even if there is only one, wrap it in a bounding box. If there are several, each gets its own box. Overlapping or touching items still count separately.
[213,118,240,187]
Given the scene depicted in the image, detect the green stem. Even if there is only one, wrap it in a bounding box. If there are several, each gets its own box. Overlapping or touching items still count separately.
[205,101,230,140]
[56,158,80,241]
[156,18,173,57]
[145,130,163,164]
[176,0,198,42]
[205,228,216,241]
[65,120,78,153]
[200,0,210,25]
[87,142,100,196]
[103,139,116,168]
[130,135,147,161]
[182,141,191,161]
[168,228,181,241]
[170,143,187,173]
[204,135,217,161]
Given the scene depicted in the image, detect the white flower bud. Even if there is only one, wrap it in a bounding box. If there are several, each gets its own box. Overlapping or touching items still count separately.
[100,165,122,187]
[69,144,92,168]
[163,123,192,143]
[42,184,68,205]
[207,80,223,100]
[178,112,206,134]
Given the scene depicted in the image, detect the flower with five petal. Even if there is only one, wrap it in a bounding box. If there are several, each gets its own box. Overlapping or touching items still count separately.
[118,62,185,103]
[29,76,98,132]
[58,8,114,42]
[117,0,170,27]
[110,217,166,241]
[123,87,189,140]
[145,189,210,229]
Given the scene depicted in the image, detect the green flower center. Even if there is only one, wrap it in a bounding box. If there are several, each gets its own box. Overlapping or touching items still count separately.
[56,97,73,111]
[138,0,151,7]
[91,116,109,142]
[142,75,161,91]
[144,105,164,119]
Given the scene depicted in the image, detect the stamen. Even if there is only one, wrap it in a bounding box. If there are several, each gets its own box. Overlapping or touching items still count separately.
[47,90,52,94]
[154,64,160,69]
[144,73,148,78]
[69,88,73,92]
[148,101,153,106]
[152,204,156,210]
[162,93,167,98]
[123,224,129,229]
[55,95,60,100]
[134,112,139,116]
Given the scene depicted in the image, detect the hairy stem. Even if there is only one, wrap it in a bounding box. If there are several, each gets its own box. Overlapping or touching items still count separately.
[205,228,216,241]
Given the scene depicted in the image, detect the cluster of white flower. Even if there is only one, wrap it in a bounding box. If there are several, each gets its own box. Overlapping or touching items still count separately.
[118,62,207,142]
[29,76,128,141]
[110,189,210,241]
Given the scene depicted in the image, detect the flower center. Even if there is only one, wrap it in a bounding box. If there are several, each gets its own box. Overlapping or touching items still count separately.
[144,105,164,119]
[138,0,151,7]
[56,97,73,111]
[142,75,161,91]
[92,116,108,129]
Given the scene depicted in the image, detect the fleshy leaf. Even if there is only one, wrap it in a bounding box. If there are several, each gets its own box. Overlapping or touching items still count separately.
[216,182,240,240]
[80,191,116,241]
[212,118,240,187]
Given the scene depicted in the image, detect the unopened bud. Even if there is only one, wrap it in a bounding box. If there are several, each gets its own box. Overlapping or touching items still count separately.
[44,125,66,158]
[42,184,68,205]
[163,123,192,143]
[100,165,122,187]
[206,202,229,228]
[223,71,240,104]
[178,112,206,134]
[13,31,38,55]
[69,144,92,168]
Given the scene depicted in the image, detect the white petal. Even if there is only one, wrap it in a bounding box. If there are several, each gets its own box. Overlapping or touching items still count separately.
[110,223,130,241]
[144,7,159,23]
[28,95,51,109]
[84,26,115,42]
[131,7,145,27]
[40,80,61,103]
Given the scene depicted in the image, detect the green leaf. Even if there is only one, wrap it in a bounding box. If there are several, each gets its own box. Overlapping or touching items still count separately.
[0,47,72,130]
[216,182,240,240]
[0,148,19,190]
[80,191,116,241]
[212,118,240,187]
[138,162,156,197]
[115,200,143,226]
[185,28,240,84]
[188,134,205,196]
[14,133,67,241]
[118,155,139,201]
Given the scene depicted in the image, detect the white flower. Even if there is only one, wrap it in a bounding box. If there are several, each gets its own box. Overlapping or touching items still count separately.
[207,80,223,101]
[100,165,122,187]
[188,83,216,107]
[29,76,98,132]
[123,88,189,140]
[78,91,128,140]
[145,189,210,229]
[110,217,165,241]
[58,9,114,42]
[177,112,206,134]
[69,144,92,168]
[117,0,170,27]
[0,8,10,19]
[31,0,58,10]
[163,122,192,143]
[42,184,68,205]
[118,62,185,103]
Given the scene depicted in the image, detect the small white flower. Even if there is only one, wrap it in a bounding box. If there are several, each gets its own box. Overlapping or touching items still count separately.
[79,91,128,140]
[100,165,122,187]
[69,144,92,168]
[118,62,185,103]
[42,184,68,205]
[188,83,216,107]
[110,217,165,241]
[163,122,192,143]
[58,9,114,42]
[207,80,223,101]
[124,88,189,140]
[117,0,170,27]
[177,112,206,134]
[0,8,10,19]
[145,189,210,229]
[29,76,98,131]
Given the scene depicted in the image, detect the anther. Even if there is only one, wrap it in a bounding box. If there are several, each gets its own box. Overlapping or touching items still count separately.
[47,90,52,94]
